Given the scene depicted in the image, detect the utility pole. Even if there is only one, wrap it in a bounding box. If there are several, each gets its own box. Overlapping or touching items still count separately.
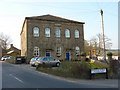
[100,9,107,63]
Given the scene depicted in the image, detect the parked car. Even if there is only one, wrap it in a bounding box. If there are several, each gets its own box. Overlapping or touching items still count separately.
[1,56,11,61]
[15,57,26,64]
[35,57,61,67]
[30,57,39,67]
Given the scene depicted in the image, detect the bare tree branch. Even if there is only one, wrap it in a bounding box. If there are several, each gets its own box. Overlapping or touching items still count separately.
[0,32,12,50]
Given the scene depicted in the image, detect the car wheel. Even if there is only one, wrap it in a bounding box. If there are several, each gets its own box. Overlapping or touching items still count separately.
[56,63,60,67]
[31,65,35,67]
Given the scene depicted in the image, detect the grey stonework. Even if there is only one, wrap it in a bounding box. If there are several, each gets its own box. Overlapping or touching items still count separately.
[20,15,85,63]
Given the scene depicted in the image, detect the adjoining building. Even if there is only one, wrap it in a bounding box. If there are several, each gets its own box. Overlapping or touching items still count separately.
[0,44,21,58]
[7,44,21,57]
[20,14,85,63]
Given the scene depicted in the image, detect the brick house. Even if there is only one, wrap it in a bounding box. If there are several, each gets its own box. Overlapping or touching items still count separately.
[20,14,85,63]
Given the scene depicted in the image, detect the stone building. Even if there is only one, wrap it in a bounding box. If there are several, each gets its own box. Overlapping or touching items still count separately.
[7,44,21,57]
[0,44,21,58]
[20,14,85,62]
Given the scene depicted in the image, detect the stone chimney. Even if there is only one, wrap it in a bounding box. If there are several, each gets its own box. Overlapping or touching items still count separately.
[10,44,13,48]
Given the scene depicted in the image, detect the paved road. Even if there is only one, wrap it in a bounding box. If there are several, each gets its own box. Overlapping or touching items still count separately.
[1,62,119,88]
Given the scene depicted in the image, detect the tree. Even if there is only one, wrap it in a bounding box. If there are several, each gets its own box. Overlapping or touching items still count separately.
[96,33,112,49]
[84,33,112,56]
[97,33,102,55]
[84,40,91,55]
[0,33,12,50]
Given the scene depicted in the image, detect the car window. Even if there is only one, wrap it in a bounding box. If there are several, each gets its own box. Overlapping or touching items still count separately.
[37,57,42,61]
[48,57,54,61]
[31,58,34,61]
[43,57,48,61]
[35,57,39,60]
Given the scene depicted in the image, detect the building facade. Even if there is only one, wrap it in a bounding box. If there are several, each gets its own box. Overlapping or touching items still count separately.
[20,15,85,62]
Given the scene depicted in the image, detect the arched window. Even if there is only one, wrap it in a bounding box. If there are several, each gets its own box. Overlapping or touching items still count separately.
[33,47,39,57]
[75,46,80,56]
[65,29,70,38]
[55,28,61,37]
[33,27,39,37]
[75,29,79,38]
[45,28,50,37]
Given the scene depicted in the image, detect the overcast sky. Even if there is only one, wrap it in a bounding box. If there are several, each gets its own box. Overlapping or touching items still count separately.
[0,0,118,49]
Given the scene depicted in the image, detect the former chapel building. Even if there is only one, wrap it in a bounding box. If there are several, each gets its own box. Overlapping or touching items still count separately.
[20,14,85,62]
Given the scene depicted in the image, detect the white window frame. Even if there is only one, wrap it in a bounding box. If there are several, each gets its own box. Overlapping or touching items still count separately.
[65,29,70,38]
[45,28,50,37]
[33,27,39,37]
[75,46,80,56]
[75,29,79,38]
[33,47,39,57]
[55,28,61,37]
[56,47,61,56]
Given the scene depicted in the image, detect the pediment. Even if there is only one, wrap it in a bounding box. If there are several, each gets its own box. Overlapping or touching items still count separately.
[26,14,84,24]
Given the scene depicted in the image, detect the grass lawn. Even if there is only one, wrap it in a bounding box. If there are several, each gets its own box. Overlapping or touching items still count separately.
[36,60,111,79]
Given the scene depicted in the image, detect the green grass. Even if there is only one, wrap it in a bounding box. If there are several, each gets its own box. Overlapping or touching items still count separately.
[36,61,109,79]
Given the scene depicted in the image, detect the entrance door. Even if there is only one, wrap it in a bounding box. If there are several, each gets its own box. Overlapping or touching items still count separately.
[46,52,51,57]
[66,52,70,61]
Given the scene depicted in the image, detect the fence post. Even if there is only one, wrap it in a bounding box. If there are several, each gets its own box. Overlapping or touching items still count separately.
[107,52,112,64]
[107,52,113,73]
[106,68,108,79]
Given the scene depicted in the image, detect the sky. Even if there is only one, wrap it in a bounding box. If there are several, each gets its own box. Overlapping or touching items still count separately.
[0,0,118,49]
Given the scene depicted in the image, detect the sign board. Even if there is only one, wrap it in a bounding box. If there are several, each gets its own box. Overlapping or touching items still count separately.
[91,69,107,74]
[89,68,108,79]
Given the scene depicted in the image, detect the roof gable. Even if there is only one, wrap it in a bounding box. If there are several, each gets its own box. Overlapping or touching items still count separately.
[26,14,84,24]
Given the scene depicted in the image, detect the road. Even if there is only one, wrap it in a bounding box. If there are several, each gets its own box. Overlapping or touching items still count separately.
[1,61,119,89]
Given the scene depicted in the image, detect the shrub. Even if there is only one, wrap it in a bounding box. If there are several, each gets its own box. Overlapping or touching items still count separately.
[109,60,119,74]
[36,61,109,79]
[88,61,108,69]
[69,62,90,78]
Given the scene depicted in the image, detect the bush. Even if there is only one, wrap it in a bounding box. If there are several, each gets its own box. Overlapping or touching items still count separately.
[36,61,109,79]
[88,61,108,69]
[36,64,52,69]
[109,60,119,74]
[69,62,90,78]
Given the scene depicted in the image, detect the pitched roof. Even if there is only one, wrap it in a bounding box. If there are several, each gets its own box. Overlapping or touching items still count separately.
[25,14,85,24]
[7,44,21,54]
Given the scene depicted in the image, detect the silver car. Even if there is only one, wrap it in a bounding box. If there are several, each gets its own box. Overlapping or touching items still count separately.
[35,57,60,67]
[1,56,11,61]
[30,57,39,67]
